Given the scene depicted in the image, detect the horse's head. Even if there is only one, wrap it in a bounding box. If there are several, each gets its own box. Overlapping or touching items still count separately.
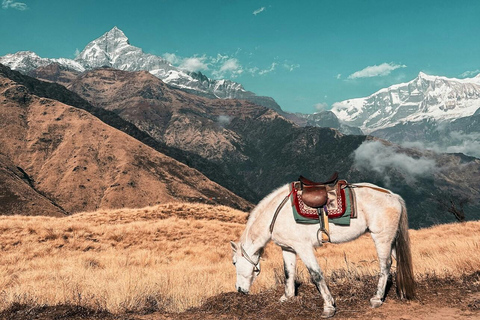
[230,241,262,294]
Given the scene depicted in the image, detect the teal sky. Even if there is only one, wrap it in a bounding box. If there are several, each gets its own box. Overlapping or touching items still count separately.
[1,0,480,114]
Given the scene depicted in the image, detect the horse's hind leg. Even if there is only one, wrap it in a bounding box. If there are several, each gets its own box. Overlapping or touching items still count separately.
[370,232,394,308]
[280,248,297,302]
[297,248,335,318]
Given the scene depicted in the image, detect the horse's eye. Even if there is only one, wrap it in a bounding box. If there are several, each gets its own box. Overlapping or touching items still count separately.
[233,262,236,266]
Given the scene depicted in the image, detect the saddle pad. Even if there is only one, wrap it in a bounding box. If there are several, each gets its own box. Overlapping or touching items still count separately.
[290,182,355,226]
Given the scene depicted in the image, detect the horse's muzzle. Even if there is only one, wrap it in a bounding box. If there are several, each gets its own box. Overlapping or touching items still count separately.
[237,287,249,295]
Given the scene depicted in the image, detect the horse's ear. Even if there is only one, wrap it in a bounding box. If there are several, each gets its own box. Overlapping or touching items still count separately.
[230,241,238,253]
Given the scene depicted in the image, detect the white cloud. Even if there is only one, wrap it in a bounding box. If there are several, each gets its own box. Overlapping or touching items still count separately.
[336,74,342,79]
[253,7,265,15]
[211,53,229,64]
[2,0,27,10]
[163,53,209,72]
[258,62,277,75]
[283,63,299,72]
[459,69,480,78]
[161,50,287,80]
[354,140,436,185]
[247,66,259,75]
[219,58,240,72]
[163,52,181,65]
[212,58,243,78]
[314,102,329,112]
[402,131,480,159]
[74,48,80,58]
[348,62,406,79]
[179,56,209,72]
[217,115,232,127]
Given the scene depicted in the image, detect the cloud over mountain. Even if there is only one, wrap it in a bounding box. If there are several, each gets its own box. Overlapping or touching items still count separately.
[353,140,436,185]
[348,62,406,79]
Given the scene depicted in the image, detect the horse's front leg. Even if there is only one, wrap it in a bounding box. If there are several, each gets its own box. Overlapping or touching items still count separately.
[280,248,297,302]
[297,248,335,318]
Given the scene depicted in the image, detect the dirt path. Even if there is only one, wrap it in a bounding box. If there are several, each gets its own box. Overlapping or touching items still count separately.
[2,273,479,320]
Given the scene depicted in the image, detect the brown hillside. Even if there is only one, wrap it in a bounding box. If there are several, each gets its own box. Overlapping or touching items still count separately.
[67,68,272,161]
[0,75,252,213]
[0,153,65,216]
[27,63,80,87]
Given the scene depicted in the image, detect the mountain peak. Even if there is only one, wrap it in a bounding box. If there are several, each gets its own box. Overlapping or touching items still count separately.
[104,26,129,43]
[97,26,130,47]
[417,71,434,80]
[75,27,133,68]
[418,71,428,77]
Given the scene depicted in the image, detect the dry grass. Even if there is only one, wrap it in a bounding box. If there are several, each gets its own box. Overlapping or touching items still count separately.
[0,202,478,314]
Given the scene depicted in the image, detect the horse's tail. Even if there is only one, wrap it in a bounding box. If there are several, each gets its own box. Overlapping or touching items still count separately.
[394,196,415,299]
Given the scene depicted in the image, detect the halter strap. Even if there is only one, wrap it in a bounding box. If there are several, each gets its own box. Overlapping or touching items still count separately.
[241,245,260,273]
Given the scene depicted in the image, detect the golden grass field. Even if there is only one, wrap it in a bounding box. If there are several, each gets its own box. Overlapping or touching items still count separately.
[0,203,479,314]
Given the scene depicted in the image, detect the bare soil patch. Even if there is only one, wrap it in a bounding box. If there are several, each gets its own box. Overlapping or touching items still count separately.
[2,272,478,320]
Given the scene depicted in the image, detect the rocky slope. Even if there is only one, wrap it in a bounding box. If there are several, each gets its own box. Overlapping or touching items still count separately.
[67,68,268,161]
[0,67,252,214]
[27,62,80,87]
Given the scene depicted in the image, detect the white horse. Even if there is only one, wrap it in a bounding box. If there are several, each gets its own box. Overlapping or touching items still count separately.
[230,182,415,318]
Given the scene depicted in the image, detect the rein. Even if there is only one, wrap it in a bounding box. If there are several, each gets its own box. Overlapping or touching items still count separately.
[349,184,391,194]
[268,188,294,233]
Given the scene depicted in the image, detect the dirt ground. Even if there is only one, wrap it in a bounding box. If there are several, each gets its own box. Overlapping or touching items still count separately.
[1,272,479,320]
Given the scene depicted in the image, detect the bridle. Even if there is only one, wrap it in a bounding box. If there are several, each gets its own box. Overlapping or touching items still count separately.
[240,245,261,274]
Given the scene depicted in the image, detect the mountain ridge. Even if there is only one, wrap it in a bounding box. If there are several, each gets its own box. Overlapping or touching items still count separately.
[332,72,480,133]
[0,66,253,213]
[0,27,283,112]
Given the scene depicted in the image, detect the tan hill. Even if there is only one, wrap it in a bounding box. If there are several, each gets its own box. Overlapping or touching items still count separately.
[0,74,252,213]
[0,153,65,216]
[0,203,478,319]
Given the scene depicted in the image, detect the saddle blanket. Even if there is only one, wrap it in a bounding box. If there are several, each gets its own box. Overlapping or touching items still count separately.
[290,181,356,226]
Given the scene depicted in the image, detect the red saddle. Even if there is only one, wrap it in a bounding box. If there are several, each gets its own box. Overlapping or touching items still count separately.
[292,180,348,220]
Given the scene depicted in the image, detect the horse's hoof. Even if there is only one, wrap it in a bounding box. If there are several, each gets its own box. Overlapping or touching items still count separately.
[279,295,289,302]
[370,297,383,308]
[321,307,336,318]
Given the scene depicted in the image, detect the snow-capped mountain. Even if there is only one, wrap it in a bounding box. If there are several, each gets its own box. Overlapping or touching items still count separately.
[0,51,84,73]
[331,72,480,133]
[294,111,363,135]
[0,27,280,108]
